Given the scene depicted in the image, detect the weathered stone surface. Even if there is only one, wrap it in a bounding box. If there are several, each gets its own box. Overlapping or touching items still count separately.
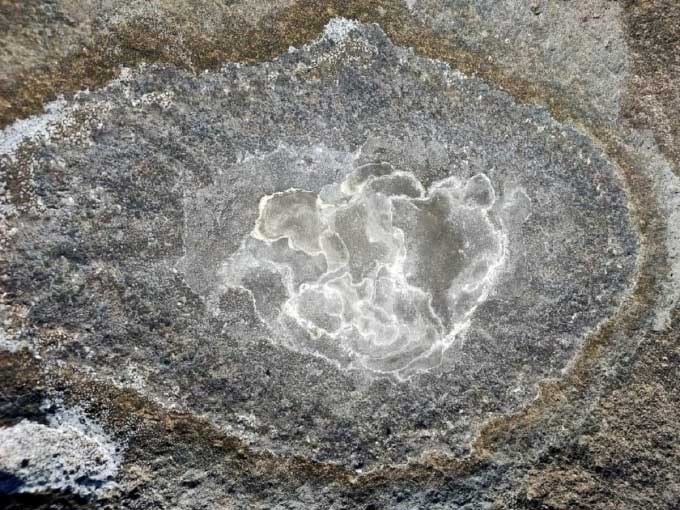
[0,2,678,509]
[410,0,631,124]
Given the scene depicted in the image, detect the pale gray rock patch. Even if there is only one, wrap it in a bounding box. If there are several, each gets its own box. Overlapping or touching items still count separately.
[0,99,68,158]
[412,0,631,123]
[635,133,680,332]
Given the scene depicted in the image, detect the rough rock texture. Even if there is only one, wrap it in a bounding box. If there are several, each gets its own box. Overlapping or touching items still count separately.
[0,1,678,509]
[0,406,122,497]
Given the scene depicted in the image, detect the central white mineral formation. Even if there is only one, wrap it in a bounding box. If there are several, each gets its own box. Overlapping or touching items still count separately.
[221,163,505,378]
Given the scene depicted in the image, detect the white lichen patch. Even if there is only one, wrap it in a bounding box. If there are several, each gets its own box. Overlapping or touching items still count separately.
[0,99,68,158]
[285,17,381,76]
[323,17,363,44]
[404,0,418,11]
[0,405,123,496]
[220,164,506,379]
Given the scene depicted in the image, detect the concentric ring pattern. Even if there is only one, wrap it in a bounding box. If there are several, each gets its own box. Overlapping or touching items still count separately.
[2,19,637,466]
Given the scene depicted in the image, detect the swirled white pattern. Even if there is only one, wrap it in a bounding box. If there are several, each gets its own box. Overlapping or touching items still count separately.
[220,163,506,378]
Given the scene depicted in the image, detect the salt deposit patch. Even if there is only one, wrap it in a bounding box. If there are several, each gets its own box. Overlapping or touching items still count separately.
[221,164,506,378]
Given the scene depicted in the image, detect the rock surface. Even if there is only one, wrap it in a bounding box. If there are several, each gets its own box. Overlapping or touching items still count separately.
[0,405,122,497]
[1,1,678,509]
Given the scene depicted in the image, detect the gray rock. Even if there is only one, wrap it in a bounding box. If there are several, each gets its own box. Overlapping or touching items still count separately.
[0,3,678,509]
[2,20,636,469]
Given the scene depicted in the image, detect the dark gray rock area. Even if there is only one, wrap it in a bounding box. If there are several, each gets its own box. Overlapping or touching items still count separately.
[1,2,678,510]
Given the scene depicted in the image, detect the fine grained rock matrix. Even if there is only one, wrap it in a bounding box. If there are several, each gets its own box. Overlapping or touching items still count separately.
[1,3,679,509]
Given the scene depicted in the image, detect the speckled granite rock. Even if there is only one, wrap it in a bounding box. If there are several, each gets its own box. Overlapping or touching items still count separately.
[1,2,678,509]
